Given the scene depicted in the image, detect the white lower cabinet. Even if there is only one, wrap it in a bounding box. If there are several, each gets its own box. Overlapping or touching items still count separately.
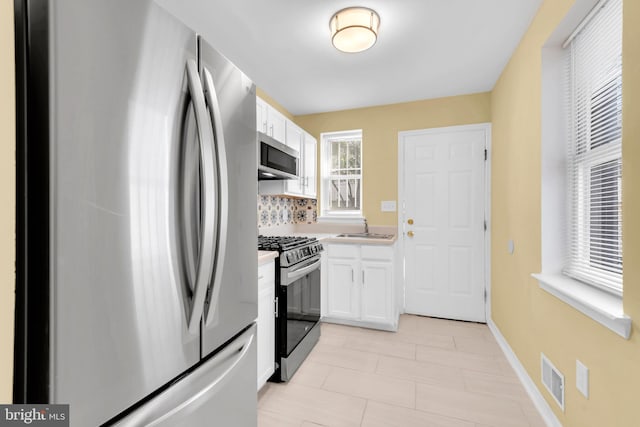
[257,260,275,391]
[325,243,396,331]
[326,258,360,320]
[361,260,393,324]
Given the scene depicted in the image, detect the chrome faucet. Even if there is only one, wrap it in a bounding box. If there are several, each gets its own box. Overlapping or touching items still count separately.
[364,218,369,234]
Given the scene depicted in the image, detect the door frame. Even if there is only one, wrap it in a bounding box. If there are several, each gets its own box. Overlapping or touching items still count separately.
[397,123,492,322]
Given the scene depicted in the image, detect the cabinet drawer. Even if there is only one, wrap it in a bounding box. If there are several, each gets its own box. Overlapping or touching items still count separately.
[327,244,359,259]
[361,245,393,261]
[258,261,275,289]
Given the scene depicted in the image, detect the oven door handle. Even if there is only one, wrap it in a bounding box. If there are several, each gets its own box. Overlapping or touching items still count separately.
[284,258,321,285]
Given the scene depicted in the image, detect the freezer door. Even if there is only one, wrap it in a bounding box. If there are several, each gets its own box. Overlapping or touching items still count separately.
[114,325,257,427]
[47,1,205,424]
[198,39,259,356]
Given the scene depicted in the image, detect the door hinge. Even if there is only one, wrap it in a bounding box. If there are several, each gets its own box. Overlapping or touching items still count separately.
[484,149,488,161]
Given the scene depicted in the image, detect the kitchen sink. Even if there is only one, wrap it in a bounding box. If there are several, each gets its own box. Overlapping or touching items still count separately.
[336,233,394,239]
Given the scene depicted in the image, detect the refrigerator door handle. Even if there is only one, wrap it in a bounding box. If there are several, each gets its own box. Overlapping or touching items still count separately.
[185,60,218,334]
[201,67,229,327]
[113,327,255,427]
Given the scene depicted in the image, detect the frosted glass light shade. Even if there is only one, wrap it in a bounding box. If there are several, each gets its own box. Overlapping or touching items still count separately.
[330,7,380,53]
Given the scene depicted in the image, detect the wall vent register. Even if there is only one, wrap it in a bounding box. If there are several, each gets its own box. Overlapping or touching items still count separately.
[541,353,565,411]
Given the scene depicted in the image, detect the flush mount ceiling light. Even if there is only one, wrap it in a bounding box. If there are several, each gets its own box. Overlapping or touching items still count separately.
[330,7,380,53]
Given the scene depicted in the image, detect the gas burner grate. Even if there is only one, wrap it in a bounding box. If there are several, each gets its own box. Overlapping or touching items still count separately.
[258,235,318,252]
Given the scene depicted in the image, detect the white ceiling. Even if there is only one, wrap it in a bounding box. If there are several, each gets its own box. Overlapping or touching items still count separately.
[156,0,543,116]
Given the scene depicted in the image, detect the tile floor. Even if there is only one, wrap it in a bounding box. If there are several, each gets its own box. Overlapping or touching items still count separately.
[258,314,546,427]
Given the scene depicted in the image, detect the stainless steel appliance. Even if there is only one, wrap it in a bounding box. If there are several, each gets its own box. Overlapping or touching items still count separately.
[257,236,323,381]
[14,1,258,425]
[257,132,299,180]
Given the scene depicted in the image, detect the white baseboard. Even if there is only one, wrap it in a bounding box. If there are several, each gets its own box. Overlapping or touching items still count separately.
[487,319,562,427]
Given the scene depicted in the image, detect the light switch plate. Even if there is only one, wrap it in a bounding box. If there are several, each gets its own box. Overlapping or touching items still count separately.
[381,201,397,212]
[576,359,589,398]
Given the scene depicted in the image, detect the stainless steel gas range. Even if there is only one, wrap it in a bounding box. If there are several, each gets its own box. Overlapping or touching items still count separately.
[258,236,323,382]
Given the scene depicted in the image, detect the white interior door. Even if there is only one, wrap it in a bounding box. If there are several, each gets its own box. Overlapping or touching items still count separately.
[400,125,488,322]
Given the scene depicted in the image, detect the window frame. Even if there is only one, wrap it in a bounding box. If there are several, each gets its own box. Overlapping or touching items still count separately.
[563,0,623,296]
[534,0,629,339]
[319,129,364,220]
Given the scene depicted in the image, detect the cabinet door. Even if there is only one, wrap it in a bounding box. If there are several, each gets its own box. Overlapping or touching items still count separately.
[268,108,287,143]
[361,261,392,324]
[285,122,304,195]
[320,250,328,317]
[303,133,317,198]
[326,259,360,320]
[285,121,302,152]
[256,98,268,133]
[257,263,275,390]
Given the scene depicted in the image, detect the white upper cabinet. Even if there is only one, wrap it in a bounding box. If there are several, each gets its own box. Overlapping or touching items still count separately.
[284,122,304,195]
[256,97,267,134]
[258,97,317,199]
[285,120,302,153]
[302,131,317,199]
[256,97,286,144]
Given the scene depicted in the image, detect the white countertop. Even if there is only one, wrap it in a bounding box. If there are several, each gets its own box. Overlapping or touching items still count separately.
[257,250,278,265]
[290,232,339,241]
[322,234,397,245]
[260,224,397,246]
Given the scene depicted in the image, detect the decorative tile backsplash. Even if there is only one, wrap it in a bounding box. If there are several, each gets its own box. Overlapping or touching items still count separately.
[257,195,317,228]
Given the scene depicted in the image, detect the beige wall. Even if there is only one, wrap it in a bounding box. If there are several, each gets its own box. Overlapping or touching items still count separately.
[256,87,295,121]
[491,0,640,425]
[1,0,15,403]
[295,94,491,225]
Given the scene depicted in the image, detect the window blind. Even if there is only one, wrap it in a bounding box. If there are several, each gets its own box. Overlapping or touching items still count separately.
[564,0,623,294]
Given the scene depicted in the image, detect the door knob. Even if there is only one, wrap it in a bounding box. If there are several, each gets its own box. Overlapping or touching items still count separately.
[408,219,414,225]
[407,231,414,237]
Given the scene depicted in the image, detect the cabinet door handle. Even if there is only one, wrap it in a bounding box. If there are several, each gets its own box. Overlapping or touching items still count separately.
[270,124,274,137]
[351,268,354,283]
[274,297,279,318]
[362,270,364,285]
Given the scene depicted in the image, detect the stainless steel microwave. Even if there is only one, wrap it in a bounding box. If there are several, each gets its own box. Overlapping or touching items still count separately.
[257,132,299,180]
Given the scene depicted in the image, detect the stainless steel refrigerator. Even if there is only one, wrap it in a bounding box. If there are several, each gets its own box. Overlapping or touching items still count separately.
[14,1,258,425]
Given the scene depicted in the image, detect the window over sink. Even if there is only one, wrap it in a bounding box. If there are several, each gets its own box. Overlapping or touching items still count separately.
[320,129,363,220]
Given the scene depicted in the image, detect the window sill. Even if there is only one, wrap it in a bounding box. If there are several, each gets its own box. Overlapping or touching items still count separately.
[532,273,631,339]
